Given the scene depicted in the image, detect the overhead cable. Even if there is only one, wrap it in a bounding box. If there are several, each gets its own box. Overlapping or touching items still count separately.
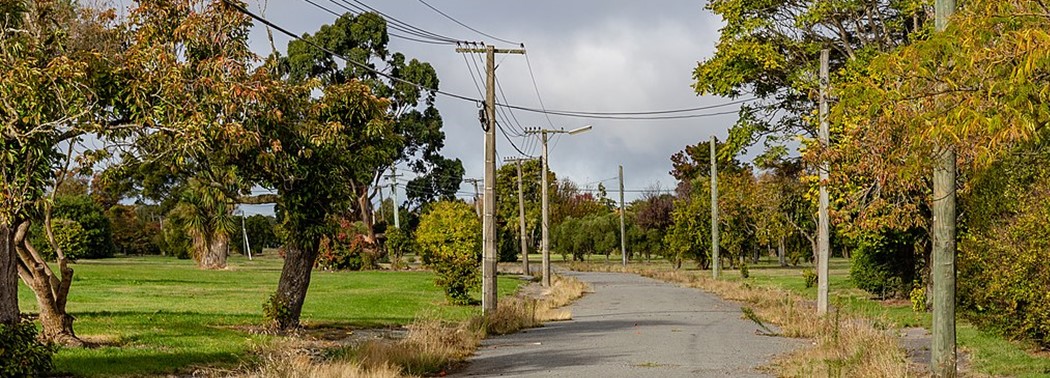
[416,0,521,45]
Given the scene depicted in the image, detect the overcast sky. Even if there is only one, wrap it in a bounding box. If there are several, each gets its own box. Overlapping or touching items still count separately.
[229,0,740,213]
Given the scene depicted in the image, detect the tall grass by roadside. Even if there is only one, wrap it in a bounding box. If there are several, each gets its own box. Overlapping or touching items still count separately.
[569,262,910,377]
[248,275,589,378]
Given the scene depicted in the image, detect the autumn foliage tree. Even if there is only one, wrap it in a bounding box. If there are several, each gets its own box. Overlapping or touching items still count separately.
[1,0,122,345]
[828,0,1050,343]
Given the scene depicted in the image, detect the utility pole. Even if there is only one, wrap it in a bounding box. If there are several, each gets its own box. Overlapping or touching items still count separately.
[932,0,957,375]
[377,187,386,223]
[505,157,534,276]
[385,167,402,229]
[464,178,482,217]
[817,49,830,315]
[540,131,551,287]
[526,125,592,287]
[456,43,525,315]
[619,165,627,267]
[710,136,720,279]
[240,210,252,261]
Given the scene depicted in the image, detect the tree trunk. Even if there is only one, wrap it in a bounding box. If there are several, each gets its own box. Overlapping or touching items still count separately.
[272,240,319,330]
[0,222,19,326]
[356,189,376,243]
[200,232,228,269]
[778,237,787,267]
[13,221,82,345]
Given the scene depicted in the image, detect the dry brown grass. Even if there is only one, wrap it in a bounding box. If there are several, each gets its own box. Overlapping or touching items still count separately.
[241,339,407,378]
[570,262,910,377]
[246,274,589,378]
[485,275,589,334]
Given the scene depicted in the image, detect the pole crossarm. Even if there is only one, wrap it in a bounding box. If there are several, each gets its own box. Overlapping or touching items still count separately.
[503,156,538,163]
[456,47,526,55]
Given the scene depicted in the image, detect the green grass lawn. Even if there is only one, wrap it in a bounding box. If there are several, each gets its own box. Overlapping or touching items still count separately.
[590,256,1050,377]
[17,255,523,377]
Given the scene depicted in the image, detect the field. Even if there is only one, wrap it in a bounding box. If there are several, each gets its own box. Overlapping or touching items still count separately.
[16,255,524,377]
[576,255,1050,377]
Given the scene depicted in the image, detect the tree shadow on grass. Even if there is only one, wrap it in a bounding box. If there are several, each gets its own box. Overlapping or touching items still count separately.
[54,350,242,377]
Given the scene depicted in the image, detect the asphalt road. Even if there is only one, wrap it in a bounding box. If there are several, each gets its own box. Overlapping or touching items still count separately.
[455,271,804,377]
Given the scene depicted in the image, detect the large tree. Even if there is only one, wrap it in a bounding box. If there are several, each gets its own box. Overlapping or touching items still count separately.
[114,0,276,270]
[1,0,122,344]
[694,0,928,156]
[281,11,463,241]
[252,79,391,329]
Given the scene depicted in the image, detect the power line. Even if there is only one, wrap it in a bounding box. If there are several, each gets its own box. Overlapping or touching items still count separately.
[523,52,557,129]
[518,109,742,121]
[416,0,521,45]
[511,97,757,116]
[333,0,463,44]
[224,1,754,121]
[305,0,456,45]
[497,123,532,157]
[224,0,478,102]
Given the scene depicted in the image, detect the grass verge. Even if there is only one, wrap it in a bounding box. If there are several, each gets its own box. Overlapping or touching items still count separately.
[17,255,522,377]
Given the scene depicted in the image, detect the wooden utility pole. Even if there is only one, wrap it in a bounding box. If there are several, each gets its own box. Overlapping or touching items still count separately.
[240,210,252,261]
[540,131,551,287]
[377,187,386,222]
[525,125,591,287]
[385,167,402,229]
[817,49,830,315]
[456,44,525,315]
[932,0,957,375]
[465,178,482,217]
[504,157,534,276]
[710,136,720,279]
[619,165,627,267]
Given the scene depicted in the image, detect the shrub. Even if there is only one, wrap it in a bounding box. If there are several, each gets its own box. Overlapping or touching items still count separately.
[958,147,1050,348]
[0,319,55,377]
[263,293,291,329]
[740,263,750,279]
[30,218,87,261]
[415,201,481,304]
[52,194,113,258]
[848,229,922,299]
[909,286,927,312]
[385,227,412,270]
[802,269,817,289]
[316,220,376,271]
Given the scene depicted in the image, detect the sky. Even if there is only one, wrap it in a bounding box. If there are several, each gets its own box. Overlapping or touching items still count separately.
[233,0,742,214]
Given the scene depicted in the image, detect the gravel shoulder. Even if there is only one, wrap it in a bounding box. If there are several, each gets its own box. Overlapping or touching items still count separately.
[455,271,806,377]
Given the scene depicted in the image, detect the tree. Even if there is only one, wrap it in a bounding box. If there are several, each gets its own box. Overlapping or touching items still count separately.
[113,0,277,270]
[415,201,481,304]
[251,78,391,329]
[239,214,278,255]
[1,0,122,344]
[665,179,711,269]
[280,11,462,241]
[107,205,161,256]
[495,159,543,263]
[30,194,113,260]
[693,0,927,157]
[630,190,673,261]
